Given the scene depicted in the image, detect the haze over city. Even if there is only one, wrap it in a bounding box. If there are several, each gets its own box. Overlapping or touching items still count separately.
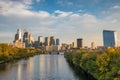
[0,0,120,46]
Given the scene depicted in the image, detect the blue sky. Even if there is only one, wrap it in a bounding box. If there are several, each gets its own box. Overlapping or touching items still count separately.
[31,0,119,15]
[0,0,120,46]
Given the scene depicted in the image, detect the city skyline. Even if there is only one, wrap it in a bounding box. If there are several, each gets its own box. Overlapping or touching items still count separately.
[0,0,120,46]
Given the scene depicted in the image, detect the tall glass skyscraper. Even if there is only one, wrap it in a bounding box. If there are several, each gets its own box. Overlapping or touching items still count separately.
[103,30,117,47]
[56,38,60,45]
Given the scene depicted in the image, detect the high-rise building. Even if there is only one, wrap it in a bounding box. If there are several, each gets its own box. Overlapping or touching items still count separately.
[13,29,25,48]
[14,28,22,42]
[56,38,60,45]
[17,29,22,40]
[29,34,34,44]
[50,36,55,46]
[91,42,96,49]
[23,31,29,41]
[72,42,77,48]
[38,36,44,43]
[77,38,83,48]
[45,37,50,46]
[38,36,44,46]
[103,30,117,47]
[23,31,29,47]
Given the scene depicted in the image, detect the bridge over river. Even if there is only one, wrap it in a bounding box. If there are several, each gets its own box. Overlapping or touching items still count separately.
[0,53,93,80]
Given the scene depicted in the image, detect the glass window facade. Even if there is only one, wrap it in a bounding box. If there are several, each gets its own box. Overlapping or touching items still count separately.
[103,30,117,47]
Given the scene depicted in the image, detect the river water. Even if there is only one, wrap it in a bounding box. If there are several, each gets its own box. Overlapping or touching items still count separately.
[0,54,89,80]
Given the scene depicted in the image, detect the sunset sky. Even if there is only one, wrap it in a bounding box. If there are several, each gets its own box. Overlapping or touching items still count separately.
[0,0,120,46]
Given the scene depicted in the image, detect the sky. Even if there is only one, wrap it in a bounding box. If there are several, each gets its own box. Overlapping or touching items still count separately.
[0,0,120,46]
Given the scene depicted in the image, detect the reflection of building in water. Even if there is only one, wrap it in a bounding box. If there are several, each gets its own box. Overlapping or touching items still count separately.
[17,64,21,80]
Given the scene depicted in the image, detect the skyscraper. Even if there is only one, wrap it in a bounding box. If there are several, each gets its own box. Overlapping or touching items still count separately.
[103,30,117,47]
[56,38,60,45]
[17,28,22,40]
[29,34,34,44]
[14,28,22,42]
[13,29,25,48]
[77,38,83,48]
[38,36,44,46]
[91,42,96,49]
[45,37,50,46]
[23,31,29,47]
[50,36,55,46]
[38,36,44,43]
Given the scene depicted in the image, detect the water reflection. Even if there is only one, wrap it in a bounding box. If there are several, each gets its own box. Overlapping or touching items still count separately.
[0,54,87,80]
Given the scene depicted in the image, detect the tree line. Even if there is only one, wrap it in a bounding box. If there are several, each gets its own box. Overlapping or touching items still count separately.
[65,48,120,80]
[0,44,41,63]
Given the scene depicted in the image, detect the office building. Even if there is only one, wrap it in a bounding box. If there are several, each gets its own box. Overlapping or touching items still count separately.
[38,36,44,43]
[103,30,117,47]
[17,29,22,40]
[23,31,29,47]
[77,38,83,48]
[23,31,35,47]
[50,36,55,46]
[29,34,34,45]
[38,36,44,46]
[14,28,22,42]
[56,38,60,45]
[91,42,96,49]
[72,42,77,48]
[45,37,50,46]
[13,29,25,48]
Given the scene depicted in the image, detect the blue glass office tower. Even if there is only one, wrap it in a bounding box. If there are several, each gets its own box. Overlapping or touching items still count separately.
[56,38,60,45]
[103,30,117,47]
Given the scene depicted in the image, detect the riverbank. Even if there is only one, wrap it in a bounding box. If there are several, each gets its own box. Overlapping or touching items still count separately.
[0,44,42,64]
[64,48,120,80]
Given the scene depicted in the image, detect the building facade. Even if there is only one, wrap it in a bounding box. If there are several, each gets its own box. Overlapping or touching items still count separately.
[23,31,29,47]
[13,29,25,48]
[23,31,34,47]
[91,42,96,49]
[56,38,60,45]
[103,30,117,47]
[50,36,55,46]
[77,38,83,48]
[45,37,50,46]
[38,36,44,46]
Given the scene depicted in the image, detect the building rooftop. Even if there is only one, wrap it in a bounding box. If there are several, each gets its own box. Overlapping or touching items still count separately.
[103,30,116,32]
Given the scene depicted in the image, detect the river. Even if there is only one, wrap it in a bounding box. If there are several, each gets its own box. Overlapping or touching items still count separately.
[0,54,90,80]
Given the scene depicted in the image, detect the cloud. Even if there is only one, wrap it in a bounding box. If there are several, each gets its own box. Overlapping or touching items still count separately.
[0,0,120,46]
[56,0,74,6]
[54,10,72,17]
[112,5,120,9]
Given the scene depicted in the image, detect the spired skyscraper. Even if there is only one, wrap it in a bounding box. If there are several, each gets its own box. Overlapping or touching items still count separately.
[103,30,117,47]
[13,28,25,48]
[14,28,22,42]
